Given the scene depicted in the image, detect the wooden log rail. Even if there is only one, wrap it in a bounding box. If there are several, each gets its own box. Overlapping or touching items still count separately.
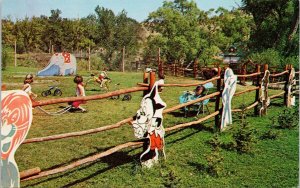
[137,76,220,88]
[269,91,285,99]
[232,101,259,112]
[32,87,148,107]
[236,72,261,78]
[234,87,259,97]
[22,110,220,181]
[268,81,286,85]
[23,91,221,144]
[270,70,289,77]
[20,67,294,181]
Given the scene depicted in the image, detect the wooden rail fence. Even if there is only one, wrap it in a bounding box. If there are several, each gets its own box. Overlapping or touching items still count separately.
[20,64,297,181]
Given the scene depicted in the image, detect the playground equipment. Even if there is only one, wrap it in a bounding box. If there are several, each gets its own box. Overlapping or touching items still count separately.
[41,86,62,97]
[1,64,298,185]
[37,52,76,76]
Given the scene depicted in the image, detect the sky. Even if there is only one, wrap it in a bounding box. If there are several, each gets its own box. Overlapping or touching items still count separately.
[2,0,242,22]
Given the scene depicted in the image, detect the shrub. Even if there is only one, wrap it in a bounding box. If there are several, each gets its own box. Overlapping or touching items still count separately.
[231,121,257,153]
[205,148,224,177]
[272,107,298,129]
[206,134,224,177]
[260,129,281,140]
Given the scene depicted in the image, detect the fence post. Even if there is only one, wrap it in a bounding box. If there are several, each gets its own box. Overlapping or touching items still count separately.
[88,45,91,71]
[149,71,156,90]
[254,64,261,115]
[143,72,149,96]
[194,59,198,79]
[14,40,17,67]
[240,63,246,85]
[215,67,222,130]
[284,64,291,106]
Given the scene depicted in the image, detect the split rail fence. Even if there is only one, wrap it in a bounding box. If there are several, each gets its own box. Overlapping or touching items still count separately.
[20,64,298,181]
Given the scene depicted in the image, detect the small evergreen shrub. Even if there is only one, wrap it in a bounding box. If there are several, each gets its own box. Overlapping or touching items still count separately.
[260,129,280,140]
[231,121,257,154]
[205,134,224,177]
[272,107,298,129]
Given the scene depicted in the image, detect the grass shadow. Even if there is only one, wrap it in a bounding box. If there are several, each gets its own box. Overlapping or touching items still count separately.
[23,148,140,188]
[187,162,206,173]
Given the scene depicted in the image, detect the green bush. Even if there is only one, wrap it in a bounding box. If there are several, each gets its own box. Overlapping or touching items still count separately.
[272,107,298,129]
[231,121,257,153]
[260,129,281,140]
[206,134,224,177]
[205,148,224,177]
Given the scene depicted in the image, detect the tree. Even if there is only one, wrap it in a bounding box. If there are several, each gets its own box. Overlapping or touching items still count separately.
[92,6,141,69]
[146,0,204,63]
[241,0,298,56]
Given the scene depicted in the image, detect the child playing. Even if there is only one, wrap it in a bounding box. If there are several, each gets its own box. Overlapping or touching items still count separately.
[22,74,37,100]
[99,69,111,90]
[71,75,87,113]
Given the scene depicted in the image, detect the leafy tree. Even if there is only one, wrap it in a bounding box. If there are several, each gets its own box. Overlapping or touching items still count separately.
[241,0,298,56]
[2,19,16,47]
[92,6,141,69]
[145,0,253,66]
[146,0,204,63]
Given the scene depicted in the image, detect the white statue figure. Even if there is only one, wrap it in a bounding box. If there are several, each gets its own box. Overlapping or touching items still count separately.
[132,82,166,168]
[260,70,270,116]
[221,68,237,130]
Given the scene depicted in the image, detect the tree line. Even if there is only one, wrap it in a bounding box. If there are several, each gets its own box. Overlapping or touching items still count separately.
[2,0,298,70]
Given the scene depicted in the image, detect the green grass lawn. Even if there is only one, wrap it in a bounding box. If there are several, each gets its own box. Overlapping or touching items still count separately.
[2,66,298,187]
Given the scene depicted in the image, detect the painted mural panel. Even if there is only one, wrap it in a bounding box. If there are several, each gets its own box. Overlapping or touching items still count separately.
[132,82,166,168]
[1,90,33,188]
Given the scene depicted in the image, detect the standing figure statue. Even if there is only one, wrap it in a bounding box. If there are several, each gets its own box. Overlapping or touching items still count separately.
[260,70,270,116]
[221,68,237,130]
[132,82,166,168]
[1,91,33,188]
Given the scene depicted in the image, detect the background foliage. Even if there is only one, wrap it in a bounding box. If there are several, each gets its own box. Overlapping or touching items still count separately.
[2,0,298,70]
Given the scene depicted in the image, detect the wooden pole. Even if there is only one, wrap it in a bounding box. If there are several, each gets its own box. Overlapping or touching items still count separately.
[284,65,291,106]
[149,71,156,90]
[264,64,269,71]
[21,141,144,181]
[88,45,91,71]
[215,67,222,129]
[194,59,198,78]
[143,72,149,96]
[20,167,41,179]
[122,46,125,72]
[51,45,54,54]
[49,40,51,54]
[14,40,17,67]
[254,64,261,115]
[23,117,133,144]
[158,47,161,66]
[32,87,148,107]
